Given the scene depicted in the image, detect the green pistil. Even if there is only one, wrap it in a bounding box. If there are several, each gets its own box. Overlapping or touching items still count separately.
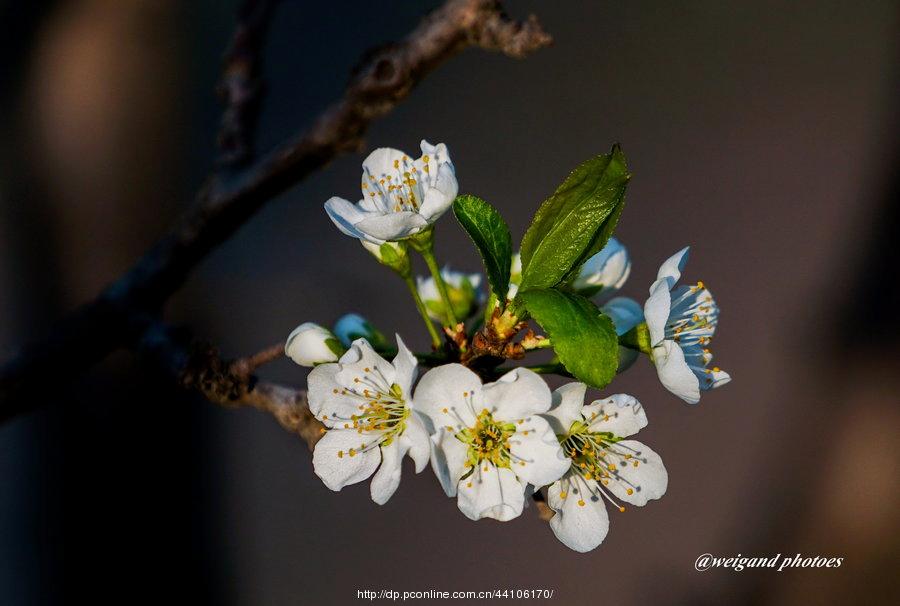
[457,409,516,471]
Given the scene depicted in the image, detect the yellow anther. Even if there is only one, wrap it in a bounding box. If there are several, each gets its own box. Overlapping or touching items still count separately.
[559,491,567,499]
[337,450,343,458]
[577,499,586,507]
[626,488,634,495]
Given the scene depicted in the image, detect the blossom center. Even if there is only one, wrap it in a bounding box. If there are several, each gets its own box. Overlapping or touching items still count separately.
[362,155,429,213]
[458,409,516,470]
[349,382,409,446]
[667,281,717,346]
[559,420,626,484]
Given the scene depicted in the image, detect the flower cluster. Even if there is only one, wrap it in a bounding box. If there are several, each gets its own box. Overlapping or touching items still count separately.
[286,140,730,552]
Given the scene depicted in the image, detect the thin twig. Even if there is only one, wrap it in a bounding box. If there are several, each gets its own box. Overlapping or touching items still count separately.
[140,322,323,449]
[229,342,284,379]
[0,0,551,426]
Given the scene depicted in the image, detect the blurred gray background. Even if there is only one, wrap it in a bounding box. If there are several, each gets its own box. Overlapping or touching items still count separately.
[0,0,897,604]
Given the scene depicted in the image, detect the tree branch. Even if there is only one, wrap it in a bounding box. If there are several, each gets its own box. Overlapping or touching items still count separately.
[0,0,551,426]
[139,321,323,449]
[216,0,280,167]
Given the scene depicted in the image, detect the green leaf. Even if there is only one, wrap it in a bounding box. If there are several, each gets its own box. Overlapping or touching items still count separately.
[453,195,513,301]
[518,145,629,292]
[517,289,618,388]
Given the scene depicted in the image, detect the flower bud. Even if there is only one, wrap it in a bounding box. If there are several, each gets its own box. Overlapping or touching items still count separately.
[361,240,411,276]
[284,322,343,367]
[416,268,483,322]
[572,237,631,296]
[333,313,387,349]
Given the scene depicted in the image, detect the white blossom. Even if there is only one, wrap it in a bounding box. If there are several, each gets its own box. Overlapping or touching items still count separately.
[307,337,430,504]
[645,247,731,403]
[542,383,668,552]
[414,365,569,522]
[325,140,458,244]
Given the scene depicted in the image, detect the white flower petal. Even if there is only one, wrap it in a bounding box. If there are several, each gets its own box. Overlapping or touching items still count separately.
[334,339,398,393]
[312,429,381,491]
[361,147,408,181]
[355,211,429,241]
[583,393,648,437]
[509,416,569,487]
[483,367,552,421]
[644,279,672,346]
[702,367,732,391]
[572,237,632,293]
[457,465,525,522]
[324,197,372,240]
[430,429,469,497]
[391,335,418,396]
[370,438,407,505]
[604,439,668,506]
[653,341,701,404]
[419,162,457,221]
[548,475,610,553]
[306,364,362,427]
[602,296,644,336]
[543,383,587,435]
[403,411,431,473]
[413,364,483,431]
[653,246,690,289]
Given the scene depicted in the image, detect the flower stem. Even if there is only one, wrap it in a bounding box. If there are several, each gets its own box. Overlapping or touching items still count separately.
[403,274,442,349]
[409,229,458,328]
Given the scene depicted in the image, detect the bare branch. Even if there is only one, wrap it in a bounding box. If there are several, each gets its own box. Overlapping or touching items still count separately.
[0,0,551,424]
[217,0,280,167]
[141,322,322,450]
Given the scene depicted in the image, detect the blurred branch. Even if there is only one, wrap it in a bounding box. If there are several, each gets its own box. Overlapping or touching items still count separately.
[217,0,280,167]
[0,0,551,428]
[140,321,324,449]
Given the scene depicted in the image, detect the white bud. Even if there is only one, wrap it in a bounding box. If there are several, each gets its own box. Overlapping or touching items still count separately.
[416,268,483,322]
[333,313,385,348]
[572,237,631,295]
[284,322,341,367]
